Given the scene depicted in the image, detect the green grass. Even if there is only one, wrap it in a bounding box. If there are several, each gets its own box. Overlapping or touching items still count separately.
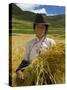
[10,18,65,35]
[10,17,65,35]
[10,3,65,35]
[12,29,33,34]
[10,28,65,36]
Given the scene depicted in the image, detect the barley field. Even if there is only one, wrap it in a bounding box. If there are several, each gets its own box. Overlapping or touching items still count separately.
[9,33,65,86]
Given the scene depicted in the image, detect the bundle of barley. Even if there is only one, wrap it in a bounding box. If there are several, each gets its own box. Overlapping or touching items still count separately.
[16,43,65,86]
[39,43,65,84]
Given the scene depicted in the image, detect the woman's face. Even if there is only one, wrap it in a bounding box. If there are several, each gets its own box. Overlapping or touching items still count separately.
[34,23,46,39]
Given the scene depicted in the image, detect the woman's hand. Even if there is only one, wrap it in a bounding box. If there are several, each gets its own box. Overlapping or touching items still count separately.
[16,70,25,80]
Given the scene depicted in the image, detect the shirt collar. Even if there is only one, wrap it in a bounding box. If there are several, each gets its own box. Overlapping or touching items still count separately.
[35,36,45,42]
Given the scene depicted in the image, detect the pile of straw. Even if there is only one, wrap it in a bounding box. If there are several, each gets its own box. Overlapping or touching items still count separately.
[16,43,65,86]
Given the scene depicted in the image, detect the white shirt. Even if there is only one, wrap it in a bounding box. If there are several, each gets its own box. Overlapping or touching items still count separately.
[24,37,56,61]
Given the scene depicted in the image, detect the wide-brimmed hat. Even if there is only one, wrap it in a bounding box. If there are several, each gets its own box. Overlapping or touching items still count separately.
[33,14,49,29]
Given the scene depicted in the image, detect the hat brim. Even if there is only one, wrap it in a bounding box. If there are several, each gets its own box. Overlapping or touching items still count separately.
[34,22,49,26]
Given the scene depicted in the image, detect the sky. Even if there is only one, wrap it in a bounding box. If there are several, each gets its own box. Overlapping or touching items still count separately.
[16,3,65,16]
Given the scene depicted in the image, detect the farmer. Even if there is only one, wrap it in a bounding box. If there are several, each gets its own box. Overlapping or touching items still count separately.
[16,14,56,84]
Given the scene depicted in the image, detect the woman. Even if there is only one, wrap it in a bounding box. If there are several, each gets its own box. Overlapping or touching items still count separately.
[16,14,56,84]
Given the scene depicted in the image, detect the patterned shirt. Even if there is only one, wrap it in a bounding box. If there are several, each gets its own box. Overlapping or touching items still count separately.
[24,36,56,61]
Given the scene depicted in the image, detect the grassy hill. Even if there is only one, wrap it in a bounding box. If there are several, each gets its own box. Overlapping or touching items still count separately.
[9,3,65,35]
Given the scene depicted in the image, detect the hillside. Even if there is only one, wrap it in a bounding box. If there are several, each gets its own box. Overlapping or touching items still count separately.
[9,3,65,34]
[12,3,35,22]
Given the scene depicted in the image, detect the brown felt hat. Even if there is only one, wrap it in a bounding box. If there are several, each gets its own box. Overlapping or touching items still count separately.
[33,14,49,29]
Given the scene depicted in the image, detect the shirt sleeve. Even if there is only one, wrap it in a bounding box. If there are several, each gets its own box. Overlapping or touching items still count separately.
[24,41,31,61]
[49,39,56,47]
[16,42,31,72]
[16,60,30,72]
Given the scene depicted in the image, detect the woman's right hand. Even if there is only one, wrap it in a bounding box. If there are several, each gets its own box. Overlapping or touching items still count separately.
[17,70,24,80]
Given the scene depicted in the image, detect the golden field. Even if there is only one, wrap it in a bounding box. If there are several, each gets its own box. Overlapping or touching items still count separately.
[9,33,65,86]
